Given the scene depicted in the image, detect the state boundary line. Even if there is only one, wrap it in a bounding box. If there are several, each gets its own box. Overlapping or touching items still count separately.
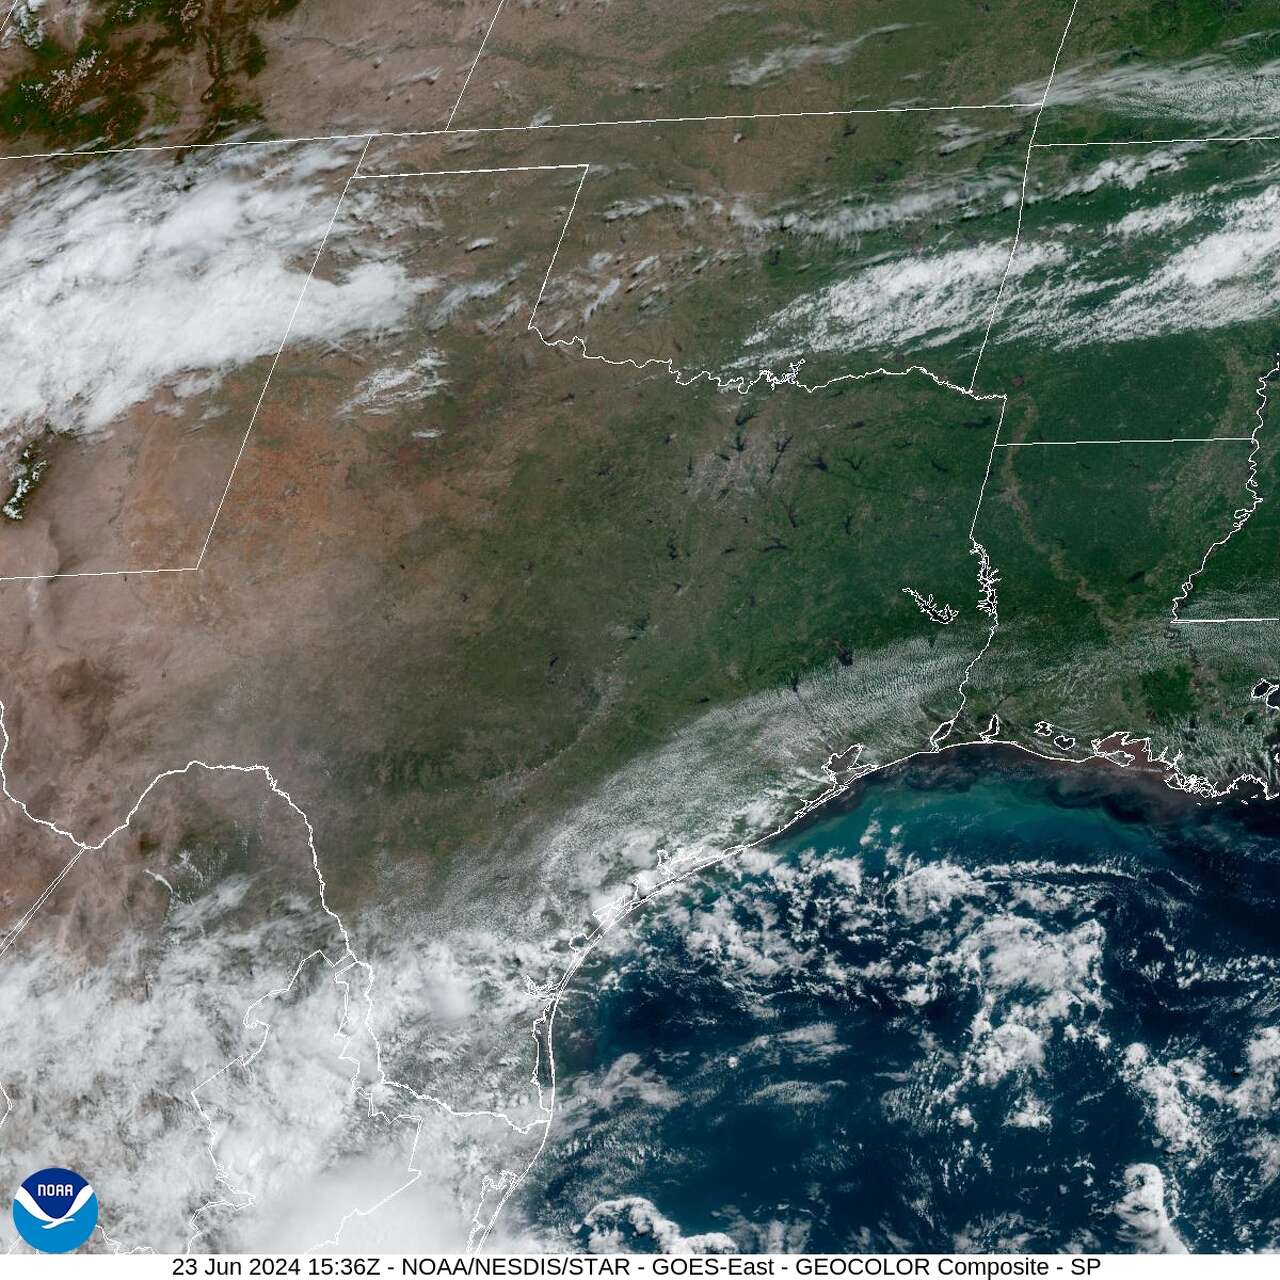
[1033,134,1280,148]
[996,436,1253,447]
[0,91,1047,583]
[445,0,507,131]
[7,4,1280,1250]
[967,0,1079,393]
[0,101,1042,166]
[0,152,586,584]
[0,0,22,40]
[1168,350,1280,627]
[193,134,375,571]
[0,134,376,585]
[356,163,588,180]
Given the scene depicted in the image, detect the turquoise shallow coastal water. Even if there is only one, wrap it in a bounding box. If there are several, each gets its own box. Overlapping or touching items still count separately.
[523,748,1280,1253]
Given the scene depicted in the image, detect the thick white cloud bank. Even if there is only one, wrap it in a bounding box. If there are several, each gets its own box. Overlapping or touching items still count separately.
[0,142,418,449]
[743,242,1062,361]
[0,868,530,1254]
[741,163,1280,367]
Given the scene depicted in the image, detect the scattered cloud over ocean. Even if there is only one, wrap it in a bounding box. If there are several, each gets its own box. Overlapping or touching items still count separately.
[578,1197,737,1253]
[1112,1165,1188,1254]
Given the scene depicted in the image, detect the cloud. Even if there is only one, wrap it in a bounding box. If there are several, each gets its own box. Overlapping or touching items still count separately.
[1002,180,1280,348]
[1227,1026,1280,1118]
[892,860,984,922]
[743,241,1063,362]
[0,862,528,1253]
[0,142,424,451]
[578,1196,737,1253]
[1111,1164,1187,1254]
[1055,145,1199,196]
[1027,50,1280,126]
[729,169,1019,244]
[726,25,914,88]
[338,352,448,417]
[739,160,1280,366]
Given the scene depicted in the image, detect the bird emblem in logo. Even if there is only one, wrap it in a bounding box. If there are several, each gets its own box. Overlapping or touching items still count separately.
[12,1167,98,1253]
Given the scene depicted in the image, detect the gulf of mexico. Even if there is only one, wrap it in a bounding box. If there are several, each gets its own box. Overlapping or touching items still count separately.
[517,747,1280,1253]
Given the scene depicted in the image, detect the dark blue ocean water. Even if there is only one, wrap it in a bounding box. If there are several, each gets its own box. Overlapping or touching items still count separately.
[524,748,1280,1253]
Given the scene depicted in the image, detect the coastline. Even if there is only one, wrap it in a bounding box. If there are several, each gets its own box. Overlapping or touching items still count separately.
[516,733,1280,1253]
[493,729,1279,1248]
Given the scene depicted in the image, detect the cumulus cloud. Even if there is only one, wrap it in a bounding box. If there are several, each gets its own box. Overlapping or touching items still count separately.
[338,352,449,417]
[1109,197,1199,239]
[1055,145,1199,196]
[578,1196,737,1253]
[729,169,1019,244]
[0,882,353,1251]
[1111,1164,1187,1254]
[1121,1045,1223,1154]
[892,860,984,922]
[743,242,1063,362]
[1227,1026,1280,1117]
[726,25,914,88]
[1002,180,1280,348]
[1026,50,1280,126]
[740,161,1280,366]
[0,861,529,1253]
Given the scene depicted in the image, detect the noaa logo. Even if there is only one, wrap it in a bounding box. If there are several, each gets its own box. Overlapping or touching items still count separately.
[11,1167,98,1253]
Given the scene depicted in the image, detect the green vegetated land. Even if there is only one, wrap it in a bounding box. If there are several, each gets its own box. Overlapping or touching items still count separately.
[297,289,999,872]
[1180,416,1280,620]
[454,0,1082,129]
[437,370,990,745]
[1037,0,1280,144]
[0,0,295,146]
[531,108,1038,390]
[963,115,1280,774]
[257,1,1280,892]
[205,148,1000,898]
[4,0,1279,914]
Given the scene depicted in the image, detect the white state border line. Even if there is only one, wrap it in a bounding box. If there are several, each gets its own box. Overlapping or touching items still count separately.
[1168,350,1280,627]
[193,135,373,570]
[0,153,1017,1253]
[10,0,1274,1246]
[0,0,22,39]
[967,0,1079,393]
[342,135,1280,1253]
[0,152,573,584]
[356,163,587,179]
[996,436,1254,447]
[0,565,194,583]
[0,102,1043,165]
[486,705,1280,1250]
[1033,134,1280,147]
[1172,617,1280,624]
[0,693,538,1257]
[12,0,1267,1253]
[0,135,375,584]
[445,0,507,131]
[0,99,1045,584]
